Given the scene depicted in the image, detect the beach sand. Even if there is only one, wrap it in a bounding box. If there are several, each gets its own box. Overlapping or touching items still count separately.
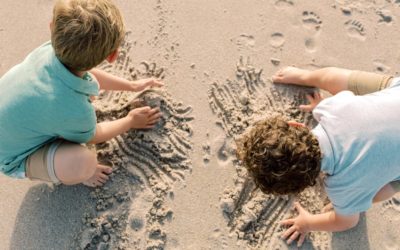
[1,0,400,249]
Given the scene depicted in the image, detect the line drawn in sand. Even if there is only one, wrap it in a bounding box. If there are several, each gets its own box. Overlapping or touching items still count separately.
[73,33,193,250]
[209,57,331,249]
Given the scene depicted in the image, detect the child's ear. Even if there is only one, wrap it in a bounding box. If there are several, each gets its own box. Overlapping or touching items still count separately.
[106,49,119,63]
[287,120,306,128]
[49,21,53,32]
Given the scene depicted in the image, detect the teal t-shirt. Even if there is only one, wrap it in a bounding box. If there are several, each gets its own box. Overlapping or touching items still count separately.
[0,41,99,178]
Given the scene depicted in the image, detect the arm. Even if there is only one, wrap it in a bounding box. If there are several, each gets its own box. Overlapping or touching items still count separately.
[87,117,132,144]
[89,68,163,92]
[299,91,324,112]
[281,202,359,247]
[88,106,161,144]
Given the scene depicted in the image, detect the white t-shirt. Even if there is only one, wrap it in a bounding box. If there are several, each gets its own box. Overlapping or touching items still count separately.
[311,78,400,215]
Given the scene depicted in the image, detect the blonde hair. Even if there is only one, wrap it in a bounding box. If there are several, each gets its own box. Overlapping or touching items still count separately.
[51,0,125,71]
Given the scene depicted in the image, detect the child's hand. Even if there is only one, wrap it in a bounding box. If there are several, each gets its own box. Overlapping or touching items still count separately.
[132,78,164,92]
[280,202,312,247]
[299,92,323,112]
[127,106,162,129]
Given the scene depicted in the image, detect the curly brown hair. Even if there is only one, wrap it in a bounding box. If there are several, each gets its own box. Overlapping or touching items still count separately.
[237,115,321,195]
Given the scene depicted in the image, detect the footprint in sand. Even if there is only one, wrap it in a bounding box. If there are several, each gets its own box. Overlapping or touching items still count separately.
[210,136,234,167]
[376,10,393,24]
[305,37,317,53]
[302,11,322,32]
[344,19,366,41]
[234,34,256,50]
[202,142,211,164]
[274,0,294,9]
[301,11,321,54]
[269,32,285,48]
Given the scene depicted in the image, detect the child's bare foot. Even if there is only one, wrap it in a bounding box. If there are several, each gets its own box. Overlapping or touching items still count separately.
[83,164,113,187]
[322,202,334,213]
[272,66,310,85]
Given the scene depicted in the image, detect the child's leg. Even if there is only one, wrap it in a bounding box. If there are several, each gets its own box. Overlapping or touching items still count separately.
[53,141,112,187]
[373,182,399,203]
[272,67,352,94]
[26,140,112,187]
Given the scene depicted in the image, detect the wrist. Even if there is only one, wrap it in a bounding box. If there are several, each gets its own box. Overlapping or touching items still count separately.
[130,81,139,91]
[302,214,313,232]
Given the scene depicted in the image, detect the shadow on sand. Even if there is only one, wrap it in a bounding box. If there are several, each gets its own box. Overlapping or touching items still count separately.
[10,183,92,250]
[331,213,370,250]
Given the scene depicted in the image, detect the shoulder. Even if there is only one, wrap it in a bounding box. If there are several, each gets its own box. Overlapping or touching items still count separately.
[324,176,375,215]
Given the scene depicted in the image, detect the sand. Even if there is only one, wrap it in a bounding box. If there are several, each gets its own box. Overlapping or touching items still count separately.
[1,0,400,249]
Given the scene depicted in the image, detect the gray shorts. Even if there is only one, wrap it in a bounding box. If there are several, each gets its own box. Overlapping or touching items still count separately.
[25,139,64,184]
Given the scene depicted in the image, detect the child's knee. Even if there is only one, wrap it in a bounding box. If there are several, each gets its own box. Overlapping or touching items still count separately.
[77,150,98,179]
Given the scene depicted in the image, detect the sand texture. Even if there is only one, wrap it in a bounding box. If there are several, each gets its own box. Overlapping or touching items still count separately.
[2,0,400,249]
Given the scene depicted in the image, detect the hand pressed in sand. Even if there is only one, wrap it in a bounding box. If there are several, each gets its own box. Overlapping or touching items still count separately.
[131,78,164,92]
[280,202,311,247]
[273,67,324,112]
[299,92,323,112]
[128,106,162,129]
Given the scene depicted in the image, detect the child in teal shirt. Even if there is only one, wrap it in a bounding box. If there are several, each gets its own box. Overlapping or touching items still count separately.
[0,0,162,187]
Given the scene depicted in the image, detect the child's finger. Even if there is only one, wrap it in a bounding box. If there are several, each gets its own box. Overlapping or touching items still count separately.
[297,234,306,247]
[146,107,160,115]
[281,225,296,239]
[305,94,315,103]
[152,80,164,87]
[137,106,151,113]
[148,112,162,120]
[147,119,159,125]
[299,104,313,112]
[287,231,300,244]
[147,119,160,125]
[294,202,305,212]
[280,218,295,225]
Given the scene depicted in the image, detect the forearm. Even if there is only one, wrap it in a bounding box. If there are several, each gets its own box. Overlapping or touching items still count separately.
[307,211,359,232]
[88,117,132,144]
[90,68,134,91]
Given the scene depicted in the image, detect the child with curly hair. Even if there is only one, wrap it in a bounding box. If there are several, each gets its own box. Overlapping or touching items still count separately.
[239,66,400,247]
